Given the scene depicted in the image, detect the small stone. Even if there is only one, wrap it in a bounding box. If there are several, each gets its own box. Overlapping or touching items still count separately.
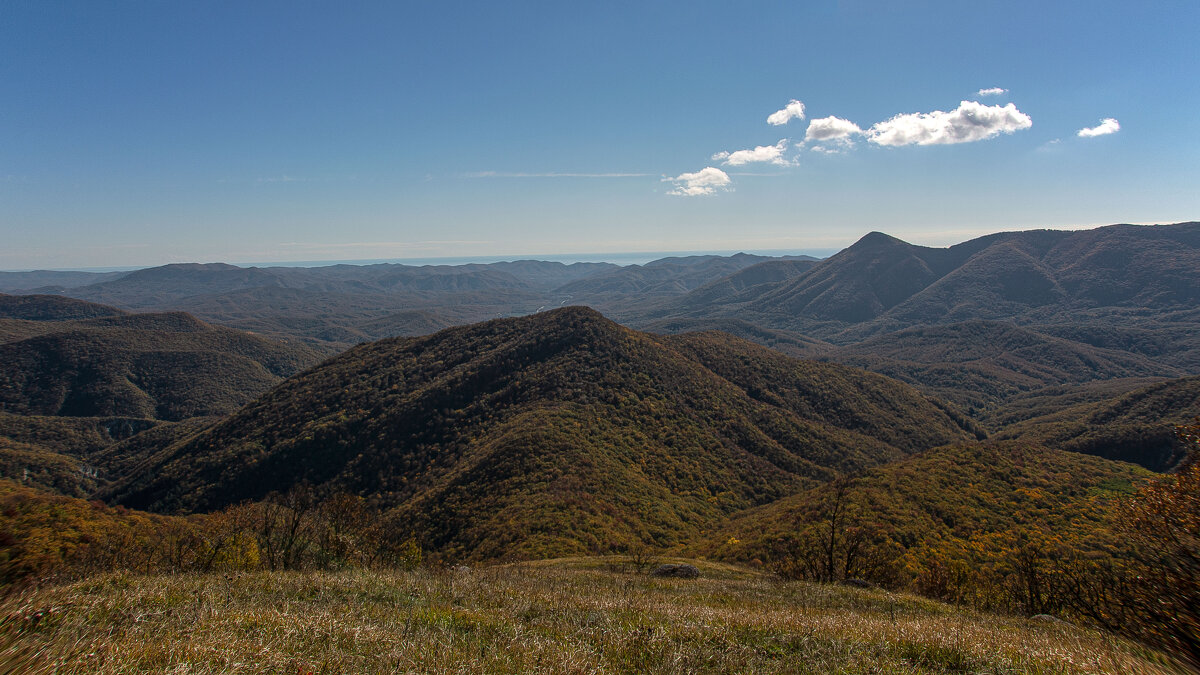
[1031,614,1069,625]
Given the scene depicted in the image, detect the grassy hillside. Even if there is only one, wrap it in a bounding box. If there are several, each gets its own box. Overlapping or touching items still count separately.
[1,562,1174,674]
[103,307,971,560]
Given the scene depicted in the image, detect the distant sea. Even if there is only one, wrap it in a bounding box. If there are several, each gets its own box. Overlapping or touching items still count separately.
[26,249,838,273]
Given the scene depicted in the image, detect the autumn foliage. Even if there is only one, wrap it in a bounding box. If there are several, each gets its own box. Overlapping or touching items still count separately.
[0,482,420,586]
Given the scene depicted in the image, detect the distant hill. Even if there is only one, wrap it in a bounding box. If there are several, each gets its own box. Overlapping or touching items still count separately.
[651,222,1200,340]
[991,375,1200,470]
[104,306,971,560]
[0,311,322,420]
[554,254,802,306]
[0,293,127,321]
[661,258,818,312]
[630,223,1200,407]
[820,320,1182,410]
[0,269,129,292]
[638,317,829,358]
[12,253,821,359]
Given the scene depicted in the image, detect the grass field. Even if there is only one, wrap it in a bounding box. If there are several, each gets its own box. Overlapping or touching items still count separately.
[0,558,1179,674]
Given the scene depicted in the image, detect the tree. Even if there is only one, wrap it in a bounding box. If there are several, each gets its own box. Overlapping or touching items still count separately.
[1056,419,1200,670]
[1116,418,1200,668]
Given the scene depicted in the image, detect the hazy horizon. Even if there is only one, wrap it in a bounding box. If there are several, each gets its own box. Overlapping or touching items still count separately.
[8,219,1185,274]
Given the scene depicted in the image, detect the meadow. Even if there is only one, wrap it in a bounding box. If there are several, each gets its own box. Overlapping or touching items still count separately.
[0,558,1178,674]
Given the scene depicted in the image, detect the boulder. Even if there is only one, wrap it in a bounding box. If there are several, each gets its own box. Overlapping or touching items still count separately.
[650,563,700,579]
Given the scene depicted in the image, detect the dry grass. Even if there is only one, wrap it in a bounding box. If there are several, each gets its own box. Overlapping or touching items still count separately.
[0,558,1181,674]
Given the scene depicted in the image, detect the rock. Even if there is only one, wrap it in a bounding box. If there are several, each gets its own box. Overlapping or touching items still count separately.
[650,563,700,579]
[1031,614,1070,625]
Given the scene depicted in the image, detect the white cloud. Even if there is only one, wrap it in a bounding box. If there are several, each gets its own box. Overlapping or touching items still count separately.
[809,145,846,155]
[712,139,790,166]
[977,87,1007,97]
[867,100,1032,146]
[663,167,732,196]
[804,116,863,142]
[1077,118,1120,137]
[767,99,806,126]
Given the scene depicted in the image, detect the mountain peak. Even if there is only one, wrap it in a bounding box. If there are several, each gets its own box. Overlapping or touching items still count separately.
[849,231,912,250]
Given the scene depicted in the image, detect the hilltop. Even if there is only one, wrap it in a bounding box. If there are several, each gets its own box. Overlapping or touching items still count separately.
[103,306,972,560]
[0,311,321,421]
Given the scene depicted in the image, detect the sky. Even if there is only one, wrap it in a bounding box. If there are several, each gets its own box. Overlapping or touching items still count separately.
[1,1,1197,269]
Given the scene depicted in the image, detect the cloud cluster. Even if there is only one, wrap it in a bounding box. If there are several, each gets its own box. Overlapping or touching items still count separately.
[664,167,732,196]
[866,101,1032,146]
[767,100,806,126]
[668,91,1045,197]
[1077,118,1120,137]
[712,139,790,166]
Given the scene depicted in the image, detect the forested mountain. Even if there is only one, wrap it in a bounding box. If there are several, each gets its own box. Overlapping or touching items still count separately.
[0,293,127,321]
[554,253,810,302]
[626,223,1200,410]
[0,311,322,420]
[817,320,1182,410]
[646,223,1200,343]
[681,220,1200,336]
[103,306,972,559]
[990,375,1200,470]
[10,254,808,351]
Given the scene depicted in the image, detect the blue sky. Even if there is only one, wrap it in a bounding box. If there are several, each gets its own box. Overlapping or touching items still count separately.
[2,1,1197,269]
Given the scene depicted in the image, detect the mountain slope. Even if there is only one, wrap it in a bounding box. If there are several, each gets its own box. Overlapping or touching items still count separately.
[105,307,971,559]
[655,223,1200,345]
[0,293,127,321]
[992,375,1200,470]
[741,232,963,323]
[0,312,322,420]
[716,441,1152,585]
[822,320,1182,410]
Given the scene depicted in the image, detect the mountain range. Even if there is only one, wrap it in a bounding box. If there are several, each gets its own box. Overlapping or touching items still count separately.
[2,221,1198,565]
